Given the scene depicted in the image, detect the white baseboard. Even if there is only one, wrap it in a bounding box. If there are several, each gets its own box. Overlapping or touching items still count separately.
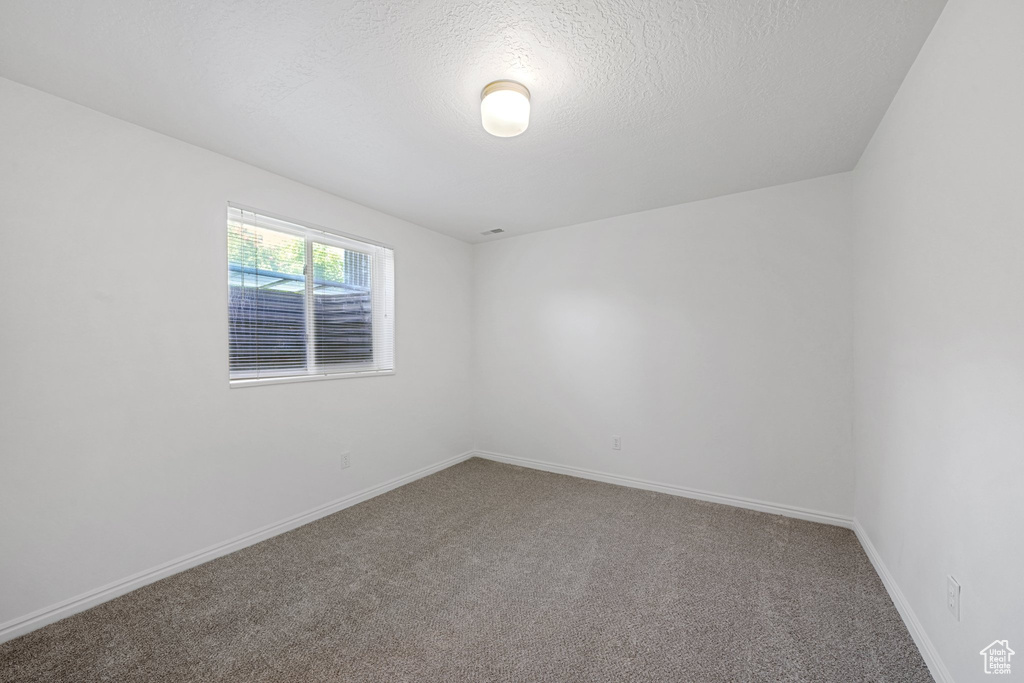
[0,450,475,645]
[2,449,949,683]
[852,520,953,683]
[472,450,853,529]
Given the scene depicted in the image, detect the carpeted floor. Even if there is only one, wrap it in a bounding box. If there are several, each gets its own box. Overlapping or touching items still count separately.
[0,458,932,682]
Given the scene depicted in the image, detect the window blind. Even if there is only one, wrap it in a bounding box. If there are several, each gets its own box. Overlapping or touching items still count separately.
[227,206,394,382]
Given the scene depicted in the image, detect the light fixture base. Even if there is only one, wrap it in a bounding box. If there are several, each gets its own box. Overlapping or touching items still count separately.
[481,80,530,101]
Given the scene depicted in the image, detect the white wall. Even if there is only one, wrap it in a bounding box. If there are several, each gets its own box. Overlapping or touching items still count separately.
[474,173,855,517]
[0,77,474,627]
[851,0,1024,680]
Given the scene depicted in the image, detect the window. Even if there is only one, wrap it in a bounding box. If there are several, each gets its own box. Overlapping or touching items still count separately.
[227,206,394,384]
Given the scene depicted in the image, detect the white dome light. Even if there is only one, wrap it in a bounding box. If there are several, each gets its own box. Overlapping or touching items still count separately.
[480,80,530,138]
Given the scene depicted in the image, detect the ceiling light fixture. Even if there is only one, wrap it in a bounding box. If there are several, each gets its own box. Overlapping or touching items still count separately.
[480,80,530,138]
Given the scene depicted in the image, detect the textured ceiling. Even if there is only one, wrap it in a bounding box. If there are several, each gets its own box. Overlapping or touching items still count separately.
[0,0,946,242]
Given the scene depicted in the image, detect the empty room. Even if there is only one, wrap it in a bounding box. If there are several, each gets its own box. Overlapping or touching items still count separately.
[0,1,1020,681]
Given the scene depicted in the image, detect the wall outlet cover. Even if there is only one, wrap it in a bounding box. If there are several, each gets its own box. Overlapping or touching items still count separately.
[947,575,961,621]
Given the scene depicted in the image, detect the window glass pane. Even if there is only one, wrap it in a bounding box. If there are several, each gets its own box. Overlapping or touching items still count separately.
[228,223,307,374]
[312,241,373,367]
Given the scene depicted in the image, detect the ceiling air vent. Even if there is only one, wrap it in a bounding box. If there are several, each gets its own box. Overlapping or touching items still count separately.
[480,228,505,235]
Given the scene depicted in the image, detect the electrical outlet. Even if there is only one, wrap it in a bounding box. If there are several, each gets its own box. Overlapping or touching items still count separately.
[947,575,961,621]
[612,435,622,450]
[340,452,351,470]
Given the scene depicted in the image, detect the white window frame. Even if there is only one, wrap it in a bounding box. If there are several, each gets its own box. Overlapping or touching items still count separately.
[227,203,395,388]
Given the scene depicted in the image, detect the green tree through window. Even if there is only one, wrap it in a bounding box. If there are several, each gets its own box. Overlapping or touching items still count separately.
[228,225,347,284]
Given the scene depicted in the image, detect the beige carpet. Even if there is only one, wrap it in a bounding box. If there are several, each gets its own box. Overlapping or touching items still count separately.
[0,458,931,682]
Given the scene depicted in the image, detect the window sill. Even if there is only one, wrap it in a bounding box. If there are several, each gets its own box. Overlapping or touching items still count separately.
[229,370,395,388]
